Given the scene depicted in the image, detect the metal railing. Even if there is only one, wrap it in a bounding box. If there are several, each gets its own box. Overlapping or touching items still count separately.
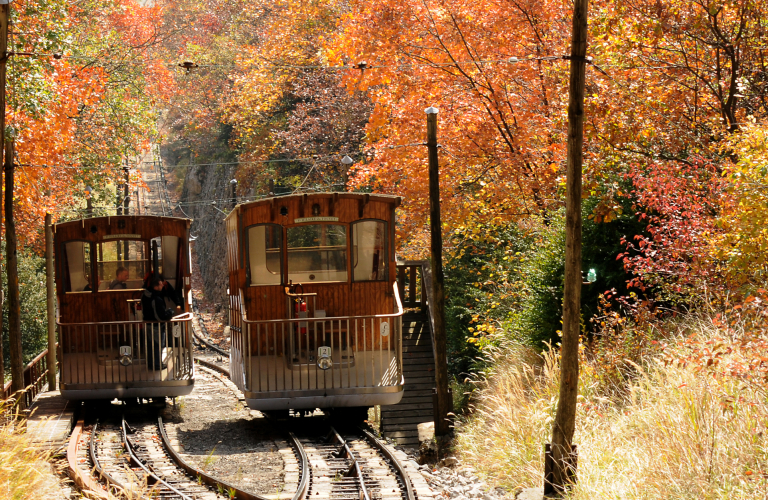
[1,347,58,407]
[231,283,404,396]
[57,313,194,388]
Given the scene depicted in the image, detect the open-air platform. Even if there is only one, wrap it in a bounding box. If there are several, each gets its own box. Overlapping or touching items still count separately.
[26,390,75,452]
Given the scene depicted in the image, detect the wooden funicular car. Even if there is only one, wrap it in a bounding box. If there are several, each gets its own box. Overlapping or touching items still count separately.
[55,216,195,400]
[226,192,404,416]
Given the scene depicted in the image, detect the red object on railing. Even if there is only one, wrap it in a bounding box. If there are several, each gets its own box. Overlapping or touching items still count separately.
[295,298,307,334]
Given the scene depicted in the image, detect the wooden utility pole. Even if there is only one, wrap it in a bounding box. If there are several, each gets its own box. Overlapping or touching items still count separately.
[0,0,10,399]
[45,212,56,391]
[5,138,24,407]
[546,0,588,495]
[426,106,451,436]
[85,186,93,217]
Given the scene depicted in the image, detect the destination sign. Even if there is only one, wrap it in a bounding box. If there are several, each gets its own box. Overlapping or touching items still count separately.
[104,234,142,239]
[293,217,339,223]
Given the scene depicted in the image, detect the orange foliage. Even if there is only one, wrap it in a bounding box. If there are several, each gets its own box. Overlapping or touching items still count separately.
[3,0,168,249]
[327,0,573,255]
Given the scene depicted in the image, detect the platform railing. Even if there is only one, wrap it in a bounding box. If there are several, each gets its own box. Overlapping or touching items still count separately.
[232,283,404,395]
[397,261,426,311]
[57,313,194,388]
[1,347,58,406]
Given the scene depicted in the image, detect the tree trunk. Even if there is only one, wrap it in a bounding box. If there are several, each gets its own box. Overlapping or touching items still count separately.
[5,138,24,408]
[0,0,9,400]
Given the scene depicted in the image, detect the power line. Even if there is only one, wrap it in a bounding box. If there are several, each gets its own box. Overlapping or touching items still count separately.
[18,143,429,170]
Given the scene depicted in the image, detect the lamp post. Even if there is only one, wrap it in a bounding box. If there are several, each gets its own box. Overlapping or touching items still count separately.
[341,154,354,190]
[85,185,93,217]
[230,178,238,205]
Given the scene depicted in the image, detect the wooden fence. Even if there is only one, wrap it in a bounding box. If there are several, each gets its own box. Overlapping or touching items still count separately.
[1,347,56,408]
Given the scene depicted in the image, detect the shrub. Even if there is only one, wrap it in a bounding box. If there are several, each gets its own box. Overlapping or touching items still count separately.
[2,246,48,372]
[457,310,768,499]
[0,402,63,499]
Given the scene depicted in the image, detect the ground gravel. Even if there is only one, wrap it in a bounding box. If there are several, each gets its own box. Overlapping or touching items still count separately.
[415,462,511,500]
[164,369,286,496]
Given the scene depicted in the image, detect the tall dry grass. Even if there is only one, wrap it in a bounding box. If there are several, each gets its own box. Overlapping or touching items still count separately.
[457,318,768,499]
[0,402,66,500]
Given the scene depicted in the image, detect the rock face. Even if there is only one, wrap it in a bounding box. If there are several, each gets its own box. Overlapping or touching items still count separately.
[166,151,237,308]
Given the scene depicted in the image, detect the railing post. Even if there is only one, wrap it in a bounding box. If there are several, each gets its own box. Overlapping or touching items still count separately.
[46,211,57,391]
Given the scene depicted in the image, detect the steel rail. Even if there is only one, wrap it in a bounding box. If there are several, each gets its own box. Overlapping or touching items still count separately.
[191,303,230,357]
[121,418,193,500]
[89,421,126,496]
[66,420,112,500]
[358,427,416,500]
[157,416,267,500]
[329,426,371,500]
[288,432,310,500]
[191,327,229,357]
[195,357,231,377]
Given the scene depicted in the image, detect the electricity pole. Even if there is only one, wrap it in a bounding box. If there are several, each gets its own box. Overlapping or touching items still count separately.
[546,0,588,494]
[426,106,451,436]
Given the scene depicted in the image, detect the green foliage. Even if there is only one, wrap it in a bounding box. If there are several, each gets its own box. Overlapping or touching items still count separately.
[1,246,49,370]
[509,198,645,347]
[444,221,532,375]
[506,217,565,347]
[443,196,646,363]
[581,195,648,324]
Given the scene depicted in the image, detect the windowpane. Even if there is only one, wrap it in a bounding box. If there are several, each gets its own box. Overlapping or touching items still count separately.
[97,240,148,290]
[353,221,387,281]
[160,236,179,281]
[63,241,92,293]
[248,225,282,285]
[287,224,347,282]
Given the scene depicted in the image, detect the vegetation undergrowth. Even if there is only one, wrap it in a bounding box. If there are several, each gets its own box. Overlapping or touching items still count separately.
[2,245,49,377]
[0,403,63,500]
[456,303,768,499]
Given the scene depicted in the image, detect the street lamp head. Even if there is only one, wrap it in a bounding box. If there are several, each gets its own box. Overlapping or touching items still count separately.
[85,185,93,196]
[178,61,199,72]
[230,178,238,185]
[425,106,439,115]
[341,155,354,166]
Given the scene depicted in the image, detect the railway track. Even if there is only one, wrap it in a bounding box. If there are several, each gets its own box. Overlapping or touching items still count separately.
[67,278,418,500]
[68,361,420,500]
[297,426,416,500]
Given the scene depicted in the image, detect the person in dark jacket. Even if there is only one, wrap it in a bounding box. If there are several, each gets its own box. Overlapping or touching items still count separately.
[143,272,184,312]
[142,276,175,370]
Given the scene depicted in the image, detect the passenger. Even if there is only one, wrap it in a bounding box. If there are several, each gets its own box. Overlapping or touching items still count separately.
[83,274,99,292]
[108,266,129,290]
[141,276,175,370]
